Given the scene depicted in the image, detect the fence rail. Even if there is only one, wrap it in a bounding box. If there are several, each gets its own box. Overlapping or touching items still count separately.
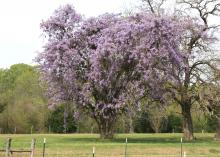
[0,138,35,157]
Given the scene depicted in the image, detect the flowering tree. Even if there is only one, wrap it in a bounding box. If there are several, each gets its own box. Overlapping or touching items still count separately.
[37,4,188,138]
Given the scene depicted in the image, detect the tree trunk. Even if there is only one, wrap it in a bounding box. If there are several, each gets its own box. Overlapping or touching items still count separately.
[155,126,160,133]
[128,113,134,133]
[63,105,68,133]
[100,128,114,139]
[214,117,220,140]
[98,118,115,139]
[181,103,194,140]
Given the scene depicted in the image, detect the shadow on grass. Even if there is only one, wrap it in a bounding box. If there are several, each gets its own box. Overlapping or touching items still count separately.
[60,134,215,144]
[0,134,217,148]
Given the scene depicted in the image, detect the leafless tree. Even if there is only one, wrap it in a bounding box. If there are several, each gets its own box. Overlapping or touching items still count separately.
[141,0,220,140]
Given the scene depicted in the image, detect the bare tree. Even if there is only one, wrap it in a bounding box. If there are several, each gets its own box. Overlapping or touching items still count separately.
[141,0,220,140]
[147,104,167,133]
[174,0,220,140]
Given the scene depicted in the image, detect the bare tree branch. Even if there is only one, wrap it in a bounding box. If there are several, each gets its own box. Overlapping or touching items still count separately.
[189,59,220,77]
[146,0,155,13]
[141,0,167,15]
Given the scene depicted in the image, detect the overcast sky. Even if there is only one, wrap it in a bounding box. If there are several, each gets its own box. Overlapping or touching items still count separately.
[0,0,219,68]
[0,0,135,68]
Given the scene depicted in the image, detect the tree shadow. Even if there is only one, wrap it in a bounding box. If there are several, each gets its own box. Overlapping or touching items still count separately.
[60,134,216,144]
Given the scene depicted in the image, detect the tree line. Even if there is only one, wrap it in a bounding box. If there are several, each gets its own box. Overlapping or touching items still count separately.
[0,64,216,134]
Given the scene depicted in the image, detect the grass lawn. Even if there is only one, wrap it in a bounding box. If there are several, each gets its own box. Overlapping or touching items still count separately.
[0,133,220,157]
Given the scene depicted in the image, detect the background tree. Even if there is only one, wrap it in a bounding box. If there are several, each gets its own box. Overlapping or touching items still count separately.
[0,63,216,134]
[147,104,167,133]
[199,80,220,139]
[0,64,48,133]
[192,109,209,133]
[213,70,220,139]
[47,105,77,133]
[134,111,154,133]
[0,69,7,113]
[166,113,182,133]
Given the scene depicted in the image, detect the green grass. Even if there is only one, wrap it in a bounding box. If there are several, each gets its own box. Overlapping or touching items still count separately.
[0,133,220,157]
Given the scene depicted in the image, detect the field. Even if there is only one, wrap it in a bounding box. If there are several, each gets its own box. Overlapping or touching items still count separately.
[0,133,220,157]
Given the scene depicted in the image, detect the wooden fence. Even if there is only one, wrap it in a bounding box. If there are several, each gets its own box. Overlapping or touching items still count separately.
[0,138,35,157]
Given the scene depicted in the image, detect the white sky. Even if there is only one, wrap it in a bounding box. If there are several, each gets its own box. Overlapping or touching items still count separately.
[0,0,219,68]
[0,0,135,68]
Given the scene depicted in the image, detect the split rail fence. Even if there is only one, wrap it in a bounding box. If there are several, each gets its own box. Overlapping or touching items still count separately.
[0,138,39,157]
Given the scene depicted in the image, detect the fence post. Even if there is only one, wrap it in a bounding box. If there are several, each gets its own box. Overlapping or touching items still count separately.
[31,126,33,134]
[48,126,51,134]
[125,138,128,157]
[92,146,95,157]
[43,138,46,157]
[14,127,16,134]
[183,151,186,157]
[5,138,11,157]
[30,139,36,157]
[180,138,183,157]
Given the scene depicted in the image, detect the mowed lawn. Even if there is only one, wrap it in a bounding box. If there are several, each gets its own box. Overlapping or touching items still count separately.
[0,133,220,157]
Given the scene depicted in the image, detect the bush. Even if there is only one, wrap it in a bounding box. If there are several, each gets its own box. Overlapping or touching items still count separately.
[166,113,182,133]
[47,105,77,133]
[134,112,154,133]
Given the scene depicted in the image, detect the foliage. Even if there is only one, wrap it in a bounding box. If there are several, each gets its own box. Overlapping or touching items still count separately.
[134,111,154,133]
[146,103,167,133]
[0,64,48,133]
[0,69,7,113]
[76,113,98,133]
[166,113,182,133]
[47,105,77,133]
[0,63,216,134]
